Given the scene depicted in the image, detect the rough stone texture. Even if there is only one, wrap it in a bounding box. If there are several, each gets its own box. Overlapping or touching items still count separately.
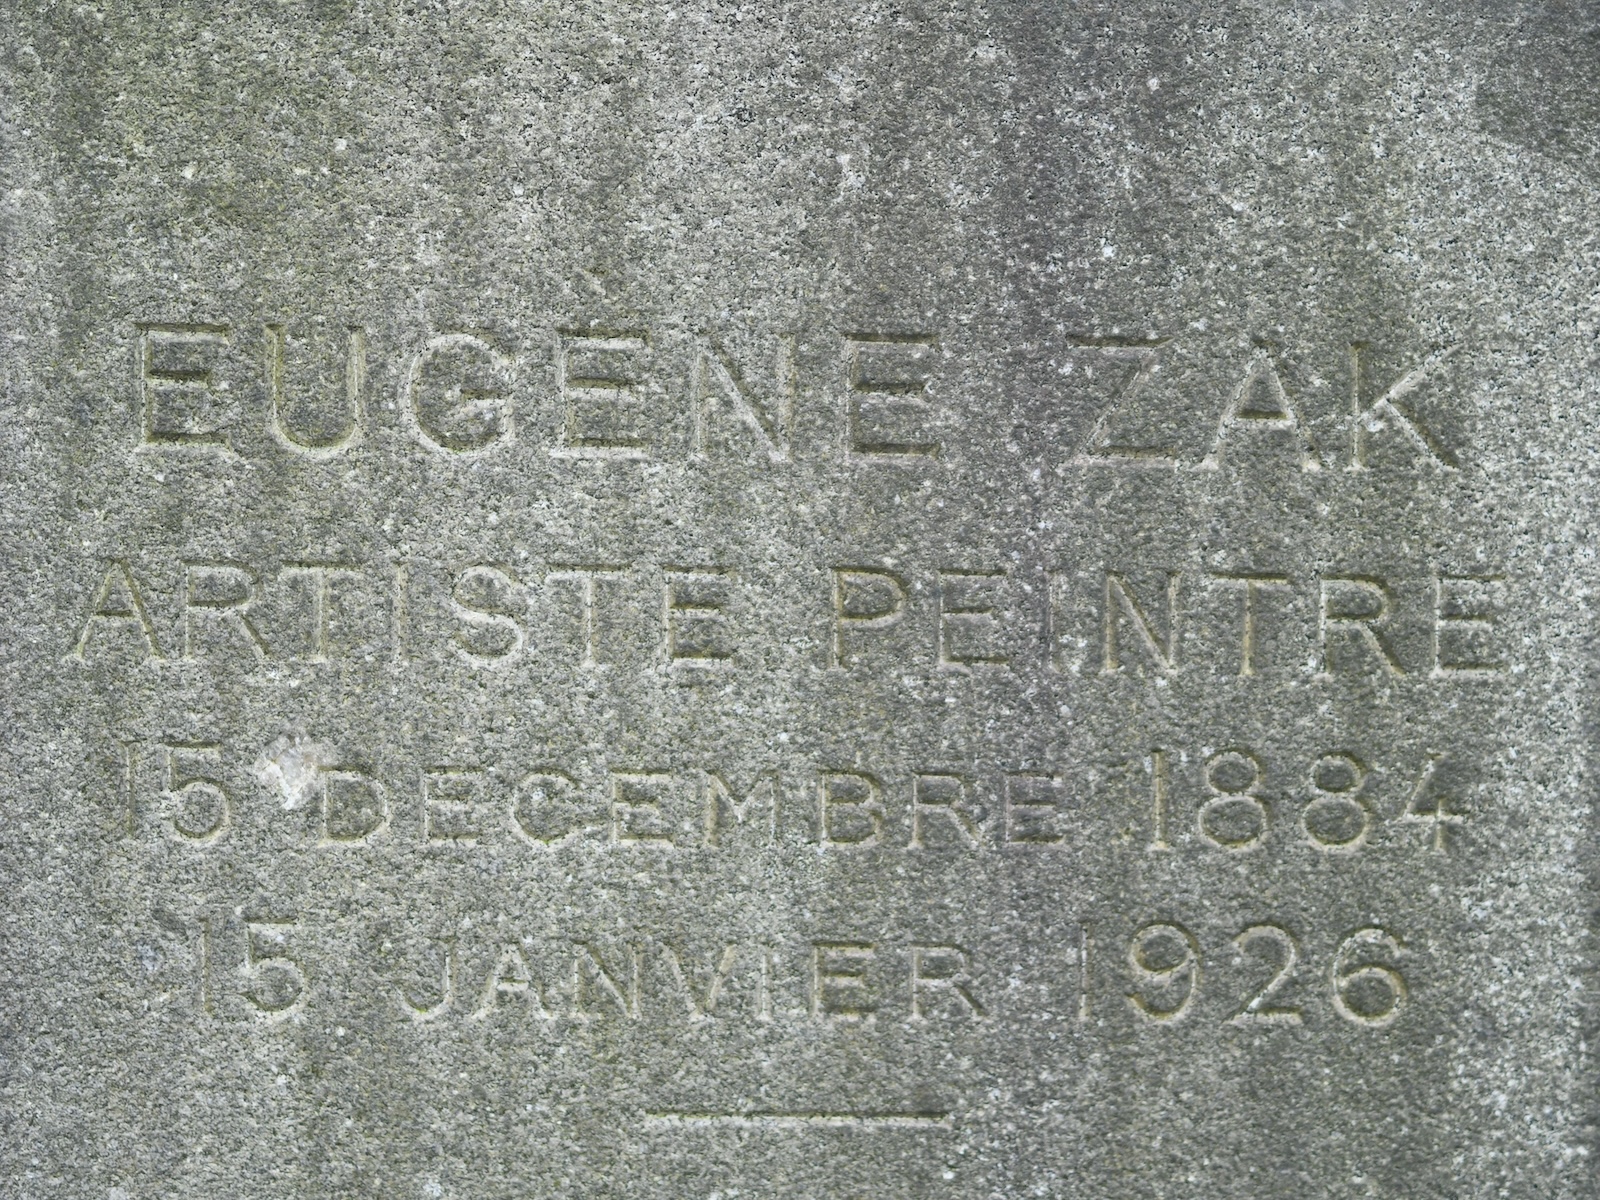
[2,2,1597,1197]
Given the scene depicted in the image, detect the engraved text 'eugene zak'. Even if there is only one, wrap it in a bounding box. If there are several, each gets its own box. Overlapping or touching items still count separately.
[132,318,1465,471]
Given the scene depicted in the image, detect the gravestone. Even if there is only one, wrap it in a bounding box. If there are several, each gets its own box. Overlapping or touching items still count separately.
[3,3,1596,1196]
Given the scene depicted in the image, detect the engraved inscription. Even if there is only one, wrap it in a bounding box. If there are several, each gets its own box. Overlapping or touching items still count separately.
[265,323,366,455]
[844,333,940,459]
[556,329,653,458]
[105,735,1477,858]
[403,333,514,455]
[692,334,796,462]
[136,322,233,450]
[125,315,1478,478]
[1124,922,1407,1028]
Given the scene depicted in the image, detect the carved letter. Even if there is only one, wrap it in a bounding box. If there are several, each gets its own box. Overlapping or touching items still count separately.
[1102,571,1179,675]
[1209,572,1291,676]
[70,561,163,662]
[831,567,908,667]
[692,334,796,462]
[183,561,268,661]
[554,330,652,459]
[403,333,514,455]
[546,565,627,666]
[422,767,483,844]
[909,773,982,849]
[319,766,387,844]
[1433,574,1504,675]
[136,322,233,450]
[818,771,885,848]
[266,323,365,455]
[610,771,677,846]
[660,944,740,1020]
[812,941,876,1020]
[278,563,360,662]
[449,565,527,667]
[844,333,939,459]
[663,568,735,666]
[400,938,456,1021]
[1348,343,1459,470]
[474,944,549,1019]
[704,771,777,847]
[937,569,1009,669]
[1003,772,1065,845]
[910,944,985,1020]
[1069,337,1176,466]
[513,769,588,847]
[1319,576,1405,676]
[572,943,641,1019]
[1198,350,1318,472]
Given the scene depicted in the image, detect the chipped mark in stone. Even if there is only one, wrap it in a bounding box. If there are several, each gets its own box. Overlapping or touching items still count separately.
[251,732,331,810]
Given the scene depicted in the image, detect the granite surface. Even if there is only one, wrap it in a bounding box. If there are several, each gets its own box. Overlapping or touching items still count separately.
[2,2,1598,1196]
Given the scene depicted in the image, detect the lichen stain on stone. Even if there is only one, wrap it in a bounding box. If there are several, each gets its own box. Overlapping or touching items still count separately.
[1475,16,1600,178]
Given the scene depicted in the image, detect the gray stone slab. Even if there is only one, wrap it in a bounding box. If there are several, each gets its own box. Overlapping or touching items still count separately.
[2,2,1596,1196]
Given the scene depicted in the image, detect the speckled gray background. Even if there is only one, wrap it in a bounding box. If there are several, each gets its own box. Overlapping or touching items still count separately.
[2,2,1597,1197]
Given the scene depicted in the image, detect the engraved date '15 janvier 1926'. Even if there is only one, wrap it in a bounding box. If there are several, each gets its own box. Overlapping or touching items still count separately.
[147,912,1410,1033]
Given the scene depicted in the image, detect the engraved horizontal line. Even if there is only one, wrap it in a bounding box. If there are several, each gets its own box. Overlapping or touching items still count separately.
[644,1110,952,1130]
